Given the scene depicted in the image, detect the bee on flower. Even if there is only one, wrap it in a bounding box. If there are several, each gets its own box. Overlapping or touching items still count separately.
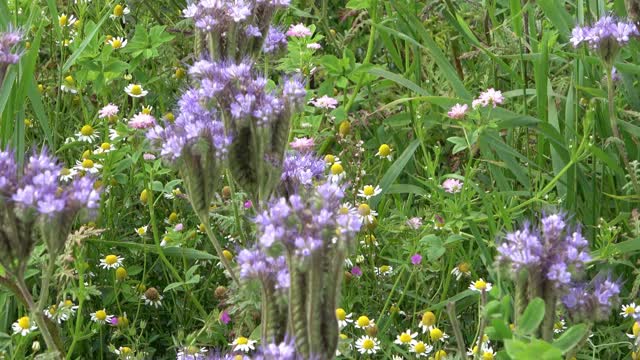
[621,303,640,318]
[355,335,380,355]
[376,143,393,161]
[141,287,163,308]
[229,336,256,353]
[90,309,114,324]
[358,184,382,200]
[354,315,375,329]
[73,158,102,174]
[99,254,124,269]
[108,36,127,49]
[12,316,37,336]
[469,278,492,293]
[410,340,433,357]
[124,83,148,98]
[335,308,353,328]
[394,329,418,346]
[451,262,471,280]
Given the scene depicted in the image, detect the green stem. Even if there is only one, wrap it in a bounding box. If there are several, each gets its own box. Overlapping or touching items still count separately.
[198,212,240,287]
[15,278,62,358]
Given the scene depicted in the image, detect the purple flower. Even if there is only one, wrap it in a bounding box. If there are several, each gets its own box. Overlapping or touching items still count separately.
[128,112,156,129]
[447,103,468,119]
[220,310,231,325]
[570,15,639,57]
[411,253,422,266]
[310,95,338,109]
[442,178,463,193]
[263,27,287,54]
[280,150,325,193]
[286,23,312,37]
[351,266,362,277]
[563,275,621,322]
[0,29,23,67]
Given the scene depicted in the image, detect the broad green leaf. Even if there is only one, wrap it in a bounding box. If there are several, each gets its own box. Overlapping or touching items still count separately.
[505,339,562,360]
[63,12,110,73]
[517,297,545,335]
[552,324,588,354]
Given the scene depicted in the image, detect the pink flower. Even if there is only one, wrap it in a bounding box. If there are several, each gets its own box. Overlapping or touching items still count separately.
[143,153,156,161]
[244,200,252,209]
[411,253,422,265]
[351,266,362,277]
[220,310,231,325]
[128,112,156,129]
[447,103,468,119]
[306,43,321,50]
[98,103,119,119]
[442,178,463,193]
[174,223,183,231]
[472,88,505,109]
[406,217,422,230]
[310,95,338,109]
[289,137,315,152]
[286,23,312,37]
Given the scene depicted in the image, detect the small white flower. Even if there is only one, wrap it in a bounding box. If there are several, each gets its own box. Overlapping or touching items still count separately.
[59,167,78,182]
[356,203,377,224]
[409,341,433,357]
[394,329,418,346]
[141,291,163,308]
[357,185,382,199]
[354,315,375,329]
[375,265,393,277]
[94,142,116,154]
[90,309,114,324]
[75,124,99,143]
[355,335,380,355]
[124,84,148,98]
[335,308,353,328]
[135,226,148,237]
[229,337,256,353]
[12,316,37,336]
[99,254,124,269]
[73,159,103,174]
[58,13,77,27]
[554,319,567,334]
[469,278,492,292]
[621,303,640,318]
[451,262,471,280]
[108,36,127,49]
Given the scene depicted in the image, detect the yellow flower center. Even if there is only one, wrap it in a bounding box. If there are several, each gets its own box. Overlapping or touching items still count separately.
[379,265,390,273]
[324,154,335,164]
[358,204,371,216]
[330,163,343,175]
[130,85,142,95]
[80,124,94,136]
[223,250,233,261]
[633,322,640,337]
[64,75,74,85]
[356,316,370,328]
[362,339,374,350]
[18,316,30,329]
[414,341,426,353]
[95,310,107,321]
[458,262,471,273]
[434,350,447,360]
[114,4,124,16]
[175,68,186,79]
[111,39,122,49]
[474,279,487,290]
[421,311,435,326]
[101,142,111,151]
[136,227,146,235]
[482,351,494,360]
[165,112,175,122]
[399,333,412,343]
[363,185,375,196]
[59,15,68,26]
[378,144,391,157]
[105,254,118,265]
[429,327,443,341]
[338,206,349,215]
[120,347,131,354]
[339,333,348,340]
[48,305,57,314]
[116,267,127,281]
[335,308,346,320]
[142,106,152,115]
[64,300,73,307]
[82,159,94,169]
[236,337,248,345]
[168,212,179,223]
[626,307,636,315]
[61,168,71,176]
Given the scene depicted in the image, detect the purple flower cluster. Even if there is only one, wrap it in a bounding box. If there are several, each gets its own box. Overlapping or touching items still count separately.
[0,29,22,66]
[571,16,638,56]
[237,248,289,289]
[497,213,590,288]
[253,339,299,360]
[562,275,621,322]
[263,27,287,54]
[280,150,325,193]
[147,87,230,162]
[254,182,362,257]
[186,59,305,127]
[2,147,100,216]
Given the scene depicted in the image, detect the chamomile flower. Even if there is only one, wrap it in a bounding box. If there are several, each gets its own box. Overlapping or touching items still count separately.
[338,202,357,217]
[554,319,567,334]
[176,346,207,359]
[375,265,393,277]
[44,304,70,324]
[328,162,345,183]
[108,36,127,49]
[480,347,496,360]
[451,262,471,280]
[164,188,183,199]
[419,311,436,333]
[627,322,640,343]
[60,299,79,315]
[358,185,382,199]
[99,254,124,269]
[621,303,640,318]
[229,336,256,353]
[59,167,78,182]
[76,124,100,143]
[376,144,393,161]
[355,335,380,355]
[470,279,492,293]
[135,226,148,237]
[410,341,433,357]
[391,356,404,360]
[429,327,449,342]
[141,287,163,308]
[356,203,377,224]
[124,83,148,98]
[324,154,340,165]
[394,329,418,346]
[58,13,77,27]
[109,128,125,141]
[354,315,375,329]
[360,234,378,248]
[73,158,102,174]
[12,316,37,336]
[61,75,78,93]
[90,309,114,324]
[336,308,353,328]
[114,346,134,359]
[110,4,130,19]
[94,142,115,154]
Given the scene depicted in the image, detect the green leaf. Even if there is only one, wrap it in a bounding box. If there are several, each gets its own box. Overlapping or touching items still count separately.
[346,0,370,10]
[505,339,562,360]
[447,136,468,154]
[517,297,545,335]
[368,67,430,96]
[552,324,588,354]
[488,319,513,340]
[63,12,110,73]
[370,139,420,208]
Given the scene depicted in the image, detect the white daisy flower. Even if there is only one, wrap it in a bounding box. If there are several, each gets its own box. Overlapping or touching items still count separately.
[44,304,70,324]
[469,279,492,293]
[451,262,471,280]
[110,4,130,19]
[90,309,114,324]
[355,335,380,355]
[357,185,382,199]
[58,13,77,27]
[554,319,567,334]
[394,329,418,346]
[135,226,148,237]
[108,36,127,49]
[75,124,99,143]
[376,143,393,161]
[176,346,207,359]
[335,308,353,328]
[99,254,124,269]
[419,312,436,333]
[429,327,449,342]
[12,316,37,336]
[375,265,393,277]
[356,203,377,224]
[59,299,79,315]
[114,346,134,359]
[621,303,640,318]
[73,158,102,174]
[354,315,375,329]
[59,167,78,181]
[124,84,148,98]
[94,142,116,154]
[141,288,163,308]
[410,341,433,357]
[328,162,345,183]
[229,337,256,353]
